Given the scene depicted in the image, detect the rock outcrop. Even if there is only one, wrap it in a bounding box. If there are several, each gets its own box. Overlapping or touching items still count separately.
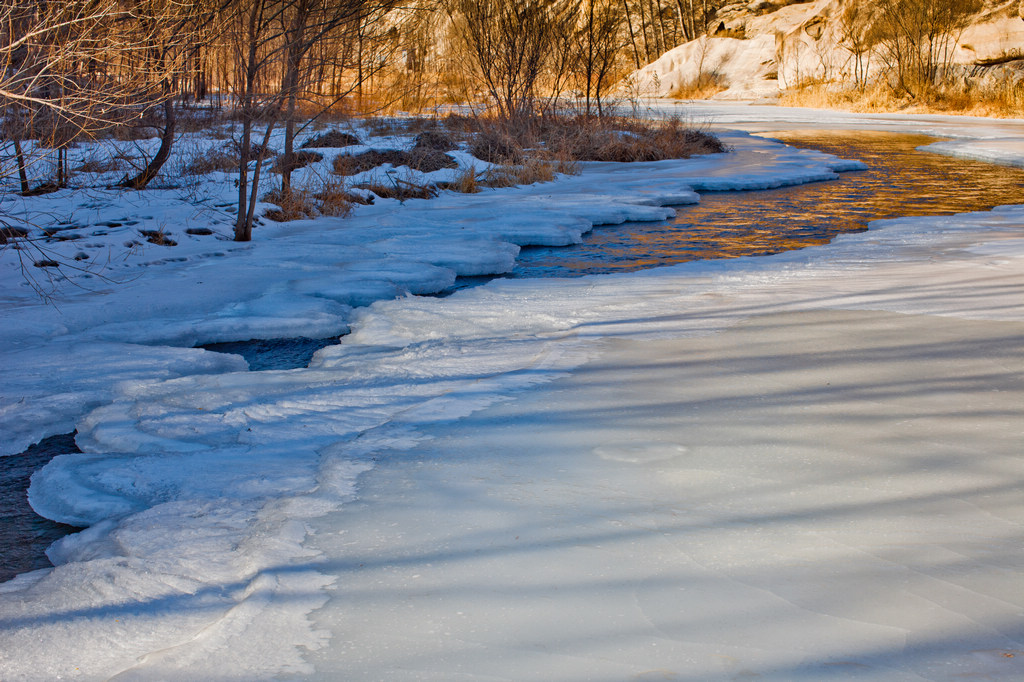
[630,0,1024,100]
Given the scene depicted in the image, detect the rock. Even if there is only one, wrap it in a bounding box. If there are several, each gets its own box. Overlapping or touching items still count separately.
[629,0,1024,99]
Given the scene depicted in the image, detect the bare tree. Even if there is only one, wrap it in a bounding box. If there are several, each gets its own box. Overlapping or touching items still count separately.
[0,0,167,193]
[116,0,216,190]
[222,0,406,242]
[222,0,289,242]
[0,0,177,297]
[875,0,981,98]
[276,0,400,195]
[448,0,573,120]
[571,0,626,117]
[836,1,880,92]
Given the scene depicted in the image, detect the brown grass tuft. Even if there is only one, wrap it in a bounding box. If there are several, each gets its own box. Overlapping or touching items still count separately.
[668,70,729,100]
[315,178,355,217]
[264,175,356,221]
[301,130,361,148]
[183,147,239,175]
[263,187,319,222]
[356,177,438,201]
[480,158,557,187]
[333,148,457,176]
[438,166,481,193]
[779,77,1024,119]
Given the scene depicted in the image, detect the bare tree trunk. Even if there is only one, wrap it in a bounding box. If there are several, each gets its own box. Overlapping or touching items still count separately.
[119,96,176,189]
[12,136,29,194]
[244,121,275,237]
[622,0,642,69]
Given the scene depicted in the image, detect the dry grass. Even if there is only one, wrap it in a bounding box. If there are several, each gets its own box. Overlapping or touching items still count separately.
[445,113,724,168]
[363,116,442,138]
[182,140,278,176]
[469,129,524,164]
[437,166,481,193]
[779,78,1024,118]
[356,177,438,201]
[0,226,29,244]
[301,130,361,148]
[183,148,238,175]
[332,148,457,175]
[412,129,457,152]
[669,70,729,100]
[316,178,355,217]
[537,115,726,162]
[74,156,126,173]
[480,158,557,187]
[263,187,319,222]
[263,175,356,221]
[140,229,177,246]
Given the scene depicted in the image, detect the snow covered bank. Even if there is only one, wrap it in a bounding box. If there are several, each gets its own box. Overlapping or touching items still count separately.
[1,105,1023,679]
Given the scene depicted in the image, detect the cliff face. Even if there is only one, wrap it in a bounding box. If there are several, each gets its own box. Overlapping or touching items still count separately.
[630,0,1024,100]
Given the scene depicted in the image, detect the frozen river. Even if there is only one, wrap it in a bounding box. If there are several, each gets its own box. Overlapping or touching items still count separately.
[2,104,1023,680]
[5,130,1024,584]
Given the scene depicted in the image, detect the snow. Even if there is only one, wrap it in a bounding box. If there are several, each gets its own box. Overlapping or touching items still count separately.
[1,103,1023,680]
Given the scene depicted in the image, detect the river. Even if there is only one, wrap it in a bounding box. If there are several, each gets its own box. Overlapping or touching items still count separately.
[2,129,1023,583]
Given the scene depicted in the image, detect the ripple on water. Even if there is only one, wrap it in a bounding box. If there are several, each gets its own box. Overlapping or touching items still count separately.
[510,131,1024,278]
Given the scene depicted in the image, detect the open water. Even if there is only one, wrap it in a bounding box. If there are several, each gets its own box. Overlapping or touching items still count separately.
[3,131,1024,582]
[510,131,1024,277]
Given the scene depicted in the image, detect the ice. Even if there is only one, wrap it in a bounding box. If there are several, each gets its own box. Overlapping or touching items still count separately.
[0,341,247,455]
[920,137,1024,169]
[2,104,1024,680]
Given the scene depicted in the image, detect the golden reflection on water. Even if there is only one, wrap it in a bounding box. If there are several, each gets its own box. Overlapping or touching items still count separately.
[511,131,1024,278]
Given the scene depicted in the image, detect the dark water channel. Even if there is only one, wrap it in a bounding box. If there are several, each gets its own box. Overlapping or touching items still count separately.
[3,131,1024,583]
[0,434,84,581]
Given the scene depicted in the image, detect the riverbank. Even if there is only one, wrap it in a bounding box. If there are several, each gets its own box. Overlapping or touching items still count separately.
[2,104,1023,680]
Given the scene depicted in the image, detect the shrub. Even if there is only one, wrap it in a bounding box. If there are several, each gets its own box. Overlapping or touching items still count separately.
[315,179,355,217]
[184,147,239,175]
[301,130,361,148]
[413,130,457,152]
[469,129,524,164]
[263,187,319,222]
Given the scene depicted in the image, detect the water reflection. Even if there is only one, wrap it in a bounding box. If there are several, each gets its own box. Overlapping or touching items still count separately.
[511,131,1024,278]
